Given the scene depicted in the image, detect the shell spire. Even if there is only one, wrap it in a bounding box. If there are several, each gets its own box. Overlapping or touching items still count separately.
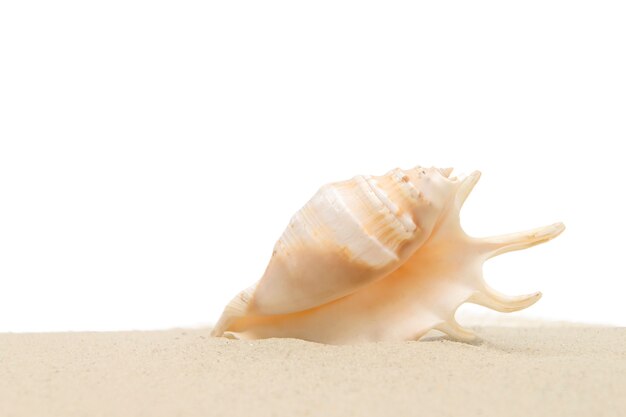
[211,167,564,344]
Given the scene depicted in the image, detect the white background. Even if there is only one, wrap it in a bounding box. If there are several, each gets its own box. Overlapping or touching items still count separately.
[1,1,624,332]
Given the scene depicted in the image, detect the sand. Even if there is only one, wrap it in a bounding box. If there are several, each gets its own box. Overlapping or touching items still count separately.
[1,326,624,417]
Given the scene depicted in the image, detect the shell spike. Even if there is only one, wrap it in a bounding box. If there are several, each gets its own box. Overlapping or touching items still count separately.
[476,222,565,259]
[426,170,481,241]
[435,319,477,342]
[469,287,542,313]
[438,167,454,178]
[455,170,481,205]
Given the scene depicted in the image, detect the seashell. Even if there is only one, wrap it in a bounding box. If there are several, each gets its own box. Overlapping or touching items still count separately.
[211,166,564,344]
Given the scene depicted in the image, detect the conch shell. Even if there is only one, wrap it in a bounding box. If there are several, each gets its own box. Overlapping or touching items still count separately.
[212,166,564,344]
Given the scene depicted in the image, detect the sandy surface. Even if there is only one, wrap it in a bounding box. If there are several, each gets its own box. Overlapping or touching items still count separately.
[1,327,624,417]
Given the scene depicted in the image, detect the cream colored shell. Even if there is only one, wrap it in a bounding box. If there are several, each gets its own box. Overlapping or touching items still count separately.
[212,166,564,344]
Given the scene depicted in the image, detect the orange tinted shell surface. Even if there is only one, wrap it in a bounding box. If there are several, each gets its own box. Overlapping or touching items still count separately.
[211,166,564,344]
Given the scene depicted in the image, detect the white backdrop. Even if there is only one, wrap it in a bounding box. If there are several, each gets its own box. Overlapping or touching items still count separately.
[1,1,624,332]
